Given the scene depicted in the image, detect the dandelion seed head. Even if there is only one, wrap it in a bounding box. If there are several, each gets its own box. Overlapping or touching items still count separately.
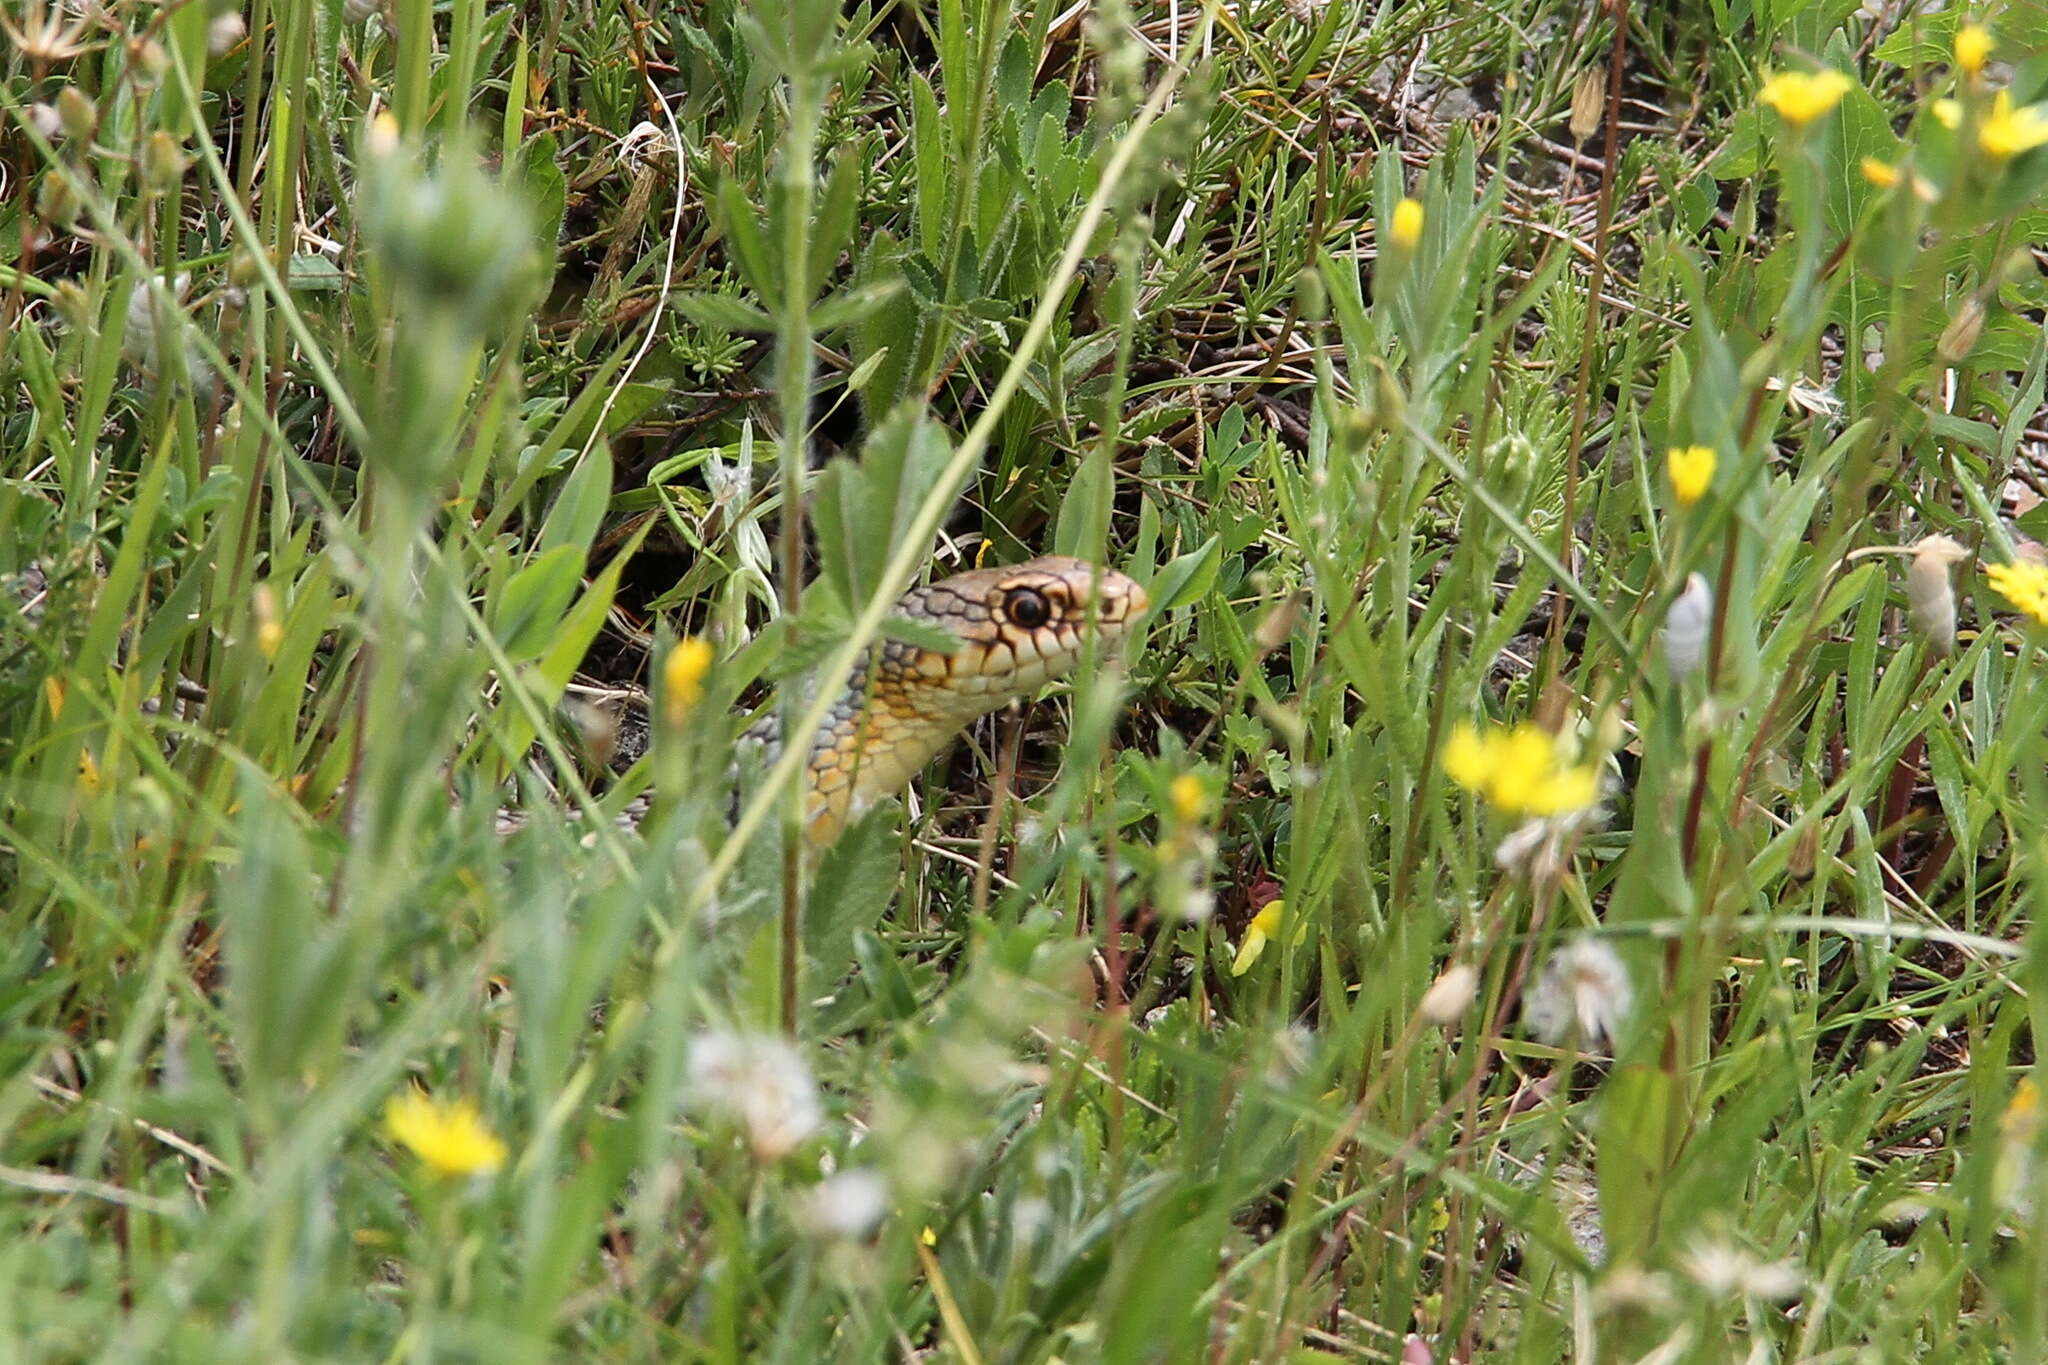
[804,1168,889,1241]
[1524,938,1632,1048]
[685,1030,822,1162]
[1682,1238,1804,1301]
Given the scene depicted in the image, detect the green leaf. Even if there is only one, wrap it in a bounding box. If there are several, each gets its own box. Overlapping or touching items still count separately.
[493,544,587,661]
[850,928,920,1019]
[878,613,961,654]
[810,278,906,332]
[809,142,864,297]
[1146,534,1221,615]
[674,291,773,332]
[286,253,347,291]
[492,523,651,762]
[806,805,899,984]
[1597,1064,1674,1266]
[537,445,613,558]
[715,175,780,309]
[1872,9,1958,65]
[814,402,950,608]
[1053,446,1112,562]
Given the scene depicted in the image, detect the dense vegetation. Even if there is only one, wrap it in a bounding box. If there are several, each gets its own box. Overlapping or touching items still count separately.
[6,0,2048,1358]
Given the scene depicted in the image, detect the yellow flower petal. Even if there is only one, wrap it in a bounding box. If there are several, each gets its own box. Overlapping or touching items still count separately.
[1758,69,1852,126]
[1528,764,1601,817]
[2004,1078,2041,1138]
[1389,197,1424,249]
[1986,560,2048,627]
[384,1089,508,1177]
[1859,156,1900,188]
[1955,23,1993,77]
[1231,925,1269,976]
[1932,98,1963,130]
[1666,445,1717,507]
[1442,724,1492,791]
[1170,773,1208,824]
[1442,721,1600,818]
[662,636,714,727]
[1231,900,1285,977]
[1978,89,2048,160]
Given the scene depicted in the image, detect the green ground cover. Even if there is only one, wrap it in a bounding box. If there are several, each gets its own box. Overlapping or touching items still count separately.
[6,0,2048,1358]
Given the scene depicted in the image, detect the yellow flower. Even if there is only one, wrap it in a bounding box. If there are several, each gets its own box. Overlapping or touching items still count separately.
[1666,444,1717,507]
[662,636,714,727]
[1758,69,1853,127]
[384,1089,507,1177]
[1932,98,1964,129]
[1442,722,1600,817]
[1955,22,1993,77]
[2003,1077,2041,1139]
[1985,559,2048,626]
[1231,899,1286,976]
[1978,89,2048,160]
[1169,772,1208,824]
[1388,197,1424,250]
[76,748,102,794]
[1859,156,1900,188]
[253,584,283,659]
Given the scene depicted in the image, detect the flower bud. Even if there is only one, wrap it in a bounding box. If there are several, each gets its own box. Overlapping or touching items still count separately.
[1661,572,1713,680]
[129,37,169,79]
[1253,593,1303,652]
[1388,197,1424,250]
[142,132,190,195]
[1938,297,1985,364]
[35,173,79,230]
[51,280,92,331]
[1419,963,1478,1025]
[1569,66,1605,144]
[1786,822,1819,882]
[1906,534,1966,655]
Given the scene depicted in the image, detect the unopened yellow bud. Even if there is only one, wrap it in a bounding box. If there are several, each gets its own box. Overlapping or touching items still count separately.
[1955,23,1993,78]
[1388,197,1424,250]
[662,636,714,727]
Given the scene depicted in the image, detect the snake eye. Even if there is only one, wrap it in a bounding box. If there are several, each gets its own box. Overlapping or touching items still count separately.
[1003,586,1052,629]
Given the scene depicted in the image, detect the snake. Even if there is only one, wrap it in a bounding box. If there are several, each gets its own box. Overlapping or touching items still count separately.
[505,557,1147,841]
[765,555,1149,843]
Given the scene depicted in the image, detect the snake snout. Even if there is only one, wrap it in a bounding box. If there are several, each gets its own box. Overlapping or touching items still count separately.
[1087,569,1149,630]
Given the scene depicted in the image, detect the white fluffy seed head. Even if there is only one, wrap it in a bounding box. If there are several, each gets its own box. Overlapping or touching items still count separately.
[684,1030,822,1162]
[1524,938,1633,1049]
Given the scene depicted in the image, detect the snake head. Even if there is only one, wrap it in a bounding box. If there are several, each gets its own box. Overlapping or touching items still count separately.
[806,557,1149,844]
[901,555,1150,705]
